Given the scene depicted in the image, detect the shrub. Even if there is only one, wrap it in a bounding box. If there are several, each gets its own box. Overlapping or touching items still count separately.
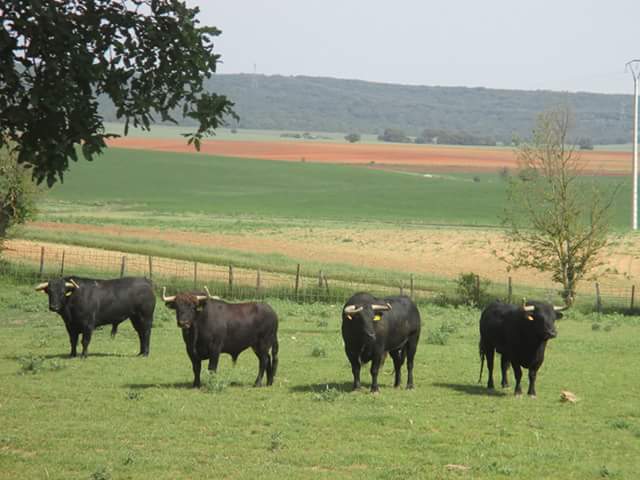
[455,272,491,306]
[344,133,361,143]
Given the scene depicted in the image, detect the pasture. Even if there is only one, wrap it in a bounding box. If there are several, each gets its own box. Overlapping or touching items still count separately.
[1,278,639,479]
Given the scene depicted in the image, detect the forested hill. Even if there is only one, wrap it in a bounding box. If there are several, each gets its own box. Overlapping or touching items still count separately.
[100,74,632,145]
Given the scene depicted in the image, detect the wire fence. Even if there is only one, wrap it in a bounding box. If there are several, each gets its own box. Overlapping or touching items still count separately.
[1,242,638,313]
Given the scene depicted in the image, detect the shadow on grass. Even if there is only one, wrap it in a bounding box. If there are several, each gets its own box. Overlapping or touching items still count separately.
[3,352,127,361]
[125,382,193,390]
[433,382,509,396]
[289,381,356,393]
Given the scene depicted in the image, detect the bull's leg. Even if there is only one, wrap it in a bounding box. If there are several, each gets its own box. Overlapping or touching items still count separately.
[80,329,93,358]
[527,368,538,397]
[389,350,405,388]
[345,349,361,390]
[512,363,523,395]
[370,352,383,393]
[252,346,269,387]
[485,347,496,389]
[500,355,510,388]
[131,315,151,356]
[191,357,202,388]
[67,327,80,358]
[405,336,418,390]
[266,336,279,386]
[207,349,220,373]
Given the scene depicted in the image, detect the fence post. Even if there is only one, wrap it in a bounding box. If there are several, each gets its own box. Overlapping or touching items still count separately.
[59,250,65,276]
[410,274,414,299]
[631,285,636,311]
[475,274,481,305]
[229,265,234,297]
[399,283,404,296]
[120,256,126,278]
[193,262,198,288]
[39,246,45,278]
[295,264,301,299]
[507,276,512,303]
[323,273,329,293]
[148,256,153,280]
[256,269,261,296]
[595,282,602,313]
[318,270,323,287]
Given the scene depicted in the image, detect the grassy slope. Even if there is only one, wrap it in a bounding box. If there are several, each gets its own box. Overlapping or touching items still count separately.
[43,147,629,228]
[1,280,639,479]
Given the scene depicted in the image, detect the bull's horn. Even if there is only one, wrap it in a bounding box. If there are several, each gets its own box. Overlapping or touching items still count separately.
[195,294,208,303]
[523,305,535,312]
[35,282,49,291]
[372,303,392,311]
[202,286,220,300]
[66,279,80,289]
[162,287,176,303]
[344,305,363,314]
[553,305,568,312]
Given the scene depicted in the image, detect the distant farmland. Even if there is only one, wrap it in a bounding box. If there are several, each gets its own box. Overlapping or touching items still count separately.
[47,146,629,228]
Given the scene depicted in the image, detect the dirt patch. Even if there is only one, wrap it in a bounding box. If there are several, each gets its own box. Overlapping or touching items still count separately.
[106,137,631,175]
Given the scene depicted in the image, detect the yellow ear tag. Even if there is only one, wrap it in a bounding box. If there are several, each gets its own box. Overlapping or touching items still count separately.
[65,291,73,297]
[373,314,382,322]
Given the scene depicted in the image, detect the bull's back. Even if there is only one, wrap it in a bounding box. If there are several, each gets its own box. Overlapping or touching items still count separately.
[204,301,277,352]
[69,277,155,326]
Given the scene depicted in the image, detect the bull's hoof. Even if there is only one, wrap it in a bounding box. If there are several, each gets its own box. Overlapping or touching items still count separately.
[406,384,415,390]
[528,394,537,399]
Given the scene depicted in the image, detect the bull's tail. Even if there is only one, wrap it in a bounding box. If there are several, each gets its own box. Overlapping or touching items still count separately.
[478,341,485,384]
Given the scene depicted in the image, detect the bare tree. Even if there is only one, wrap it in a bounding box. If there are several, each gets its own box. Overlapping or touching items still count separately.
[500,107,619,305]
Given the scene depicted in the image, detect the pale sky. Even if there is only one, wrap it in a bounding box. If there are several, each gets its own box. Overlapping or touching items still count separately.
[189,0,640,94]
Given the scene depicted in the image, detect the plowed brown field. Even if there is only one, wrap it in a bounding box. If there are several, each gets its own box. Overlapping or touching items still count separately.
[106,137,631,175]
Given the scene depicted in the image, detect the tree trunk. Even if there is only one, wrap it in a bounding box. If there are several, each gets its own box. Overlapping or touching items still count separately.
[0,205,11,247]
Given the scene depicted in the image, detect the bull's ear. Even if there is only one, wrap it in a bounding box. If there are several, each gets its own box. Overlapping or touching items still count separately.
[555,311,564,319]
[165,301,177,310]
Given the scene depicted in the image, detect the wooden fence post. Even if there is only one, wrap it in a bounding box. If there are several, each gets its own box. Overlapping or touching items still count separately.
[120,256,126,278]
[323,273,329,293]
[595,282,602,313]
[295,264,301,298]
[148,256,153,280]
[507,276,513,303]
[410,274,414,299]
[400,283,404,296]
[229,265,234,296]
[256,269,261,296]
[475,274,481,304]
[39,246,45,278]
[59,250,65,276]
[631,285,636,311]
[193,262,198,288]
[318,270,323,288]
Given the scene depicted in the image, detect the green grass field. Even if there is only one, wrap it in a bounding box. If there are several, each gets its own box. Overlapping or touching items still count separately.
[42,147,629,228]
[1,278,639,479]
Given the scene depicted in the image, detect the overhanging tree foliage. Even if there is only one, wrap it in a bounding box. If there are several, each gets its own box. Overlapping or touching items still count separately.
[501,107,618,306]
[0,0,236,187]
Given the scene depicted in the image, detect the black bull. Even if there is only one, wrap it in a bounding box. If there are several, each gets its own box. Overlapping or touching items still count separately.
[479,300,565,396]
[341,292,421,392]
[163,289,279,388]
[35,276,155,357]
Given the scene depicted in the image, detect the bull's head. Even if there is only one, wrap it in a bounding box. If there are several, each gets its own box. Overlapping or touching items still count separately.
[162,287,208,330]
[521,298,566,340]
[35,278,80,313]
[343,301,392,340]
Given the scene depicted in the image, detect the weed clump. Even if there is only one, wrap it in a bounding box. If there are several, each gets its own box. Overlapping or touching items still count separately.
[311,385,342,402]
[202,372,228,393]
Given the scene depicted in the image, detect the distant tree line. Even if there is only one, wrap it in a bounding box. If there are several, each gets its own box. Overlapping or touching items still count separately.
[376,128,498,146]
[98,74,633,146]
